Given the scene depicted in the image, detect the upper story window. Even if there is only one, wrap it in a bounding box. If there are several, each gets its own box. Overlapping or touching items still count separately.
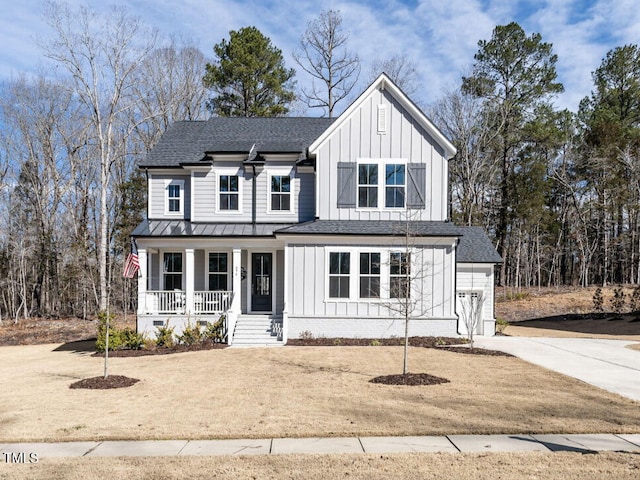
[385,164,406,208]
[219,175,239,211]
[350,160,407,210]
[165,180,184,215]
[358,164,378,208]
[270,175,291,211]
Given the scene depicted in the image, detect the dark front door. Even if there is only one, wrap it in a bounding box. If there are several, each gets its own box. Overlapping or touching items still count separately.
[251,253,272,312]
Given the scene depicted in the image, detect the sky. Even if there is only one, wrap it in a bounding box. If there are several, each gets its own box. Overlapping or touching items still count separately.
[1,0,639,114]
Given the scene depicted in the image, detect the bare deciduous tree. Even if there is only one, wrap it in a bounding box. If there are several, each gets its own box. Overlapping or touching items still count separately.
[367,54,419,96]
[293,9,360,117]
[40,1,157,311]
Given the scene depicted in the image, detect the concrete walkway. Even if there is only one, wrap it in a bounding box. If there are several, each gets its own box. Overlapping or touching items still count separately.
[475,336,640,401]
[2,434,640,458]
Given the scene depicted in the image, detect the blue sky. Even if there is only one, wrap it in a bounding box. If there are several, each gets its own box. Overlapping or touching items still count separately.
[2,0,639,113]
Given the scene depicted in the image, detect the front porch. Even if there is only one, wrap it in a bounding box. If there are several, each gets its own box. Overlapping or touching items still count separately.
[135,244,287,345]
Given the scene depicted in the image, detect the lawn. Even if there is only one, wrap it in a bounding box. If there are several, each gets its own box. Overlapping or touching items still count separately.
[0,342,638,443]
[2,452,640,480]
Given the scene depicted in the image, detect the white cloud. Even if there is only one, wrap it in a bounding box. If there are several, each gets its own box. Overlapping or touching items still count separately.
[1,0,638,114]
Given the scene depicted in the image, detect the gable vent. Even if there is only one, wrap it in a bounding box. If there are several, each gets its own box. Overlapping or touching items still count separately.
[377,104,387,134]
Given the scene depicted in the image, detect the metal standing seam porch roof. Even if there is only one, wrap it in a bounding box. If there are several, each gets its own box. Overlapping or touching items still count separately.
[132,220,502,264]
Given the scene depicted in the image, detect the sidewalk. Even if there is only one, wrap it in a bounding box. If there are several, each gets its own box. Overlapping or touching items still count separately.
[2,434,640,458]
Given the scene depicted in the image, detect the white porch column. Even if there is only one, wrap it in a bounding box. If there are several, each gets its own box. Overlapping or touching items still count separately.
[281,245,289,344]
[185,248,194,314]
[137,248,147,314]
[231,248,242,314]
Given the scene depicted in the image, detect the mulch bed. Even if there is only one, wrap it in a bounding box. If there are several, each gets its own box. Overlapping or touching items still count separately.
[289,336,513,356]
[69,375,140,390]
[370,373,450,386]
[92,342,227,357]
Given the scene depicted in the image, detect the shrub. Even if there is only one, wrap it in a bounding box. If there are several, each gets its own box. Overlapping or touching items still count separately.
[299,330,314,340]
[370,339,381,346]
[178,321,202,346]
[611,286,626,315]
[495,317,509,334]
[592,287,604,313]
[120,327,145,350]
[96,312,122,352]
[202,315,226,343]
[155,321,175,348]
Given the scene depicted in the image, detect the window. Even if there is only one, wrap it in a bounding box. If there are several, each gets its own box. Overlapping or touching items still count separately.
[390,252,410,298]
[208,253,228,291]
[358,164,378,208]
[163,252,183,290]
[385,164,406,208]
[165,180,184,215]
[359,253,380,298]
[271,175,291,211]
[219,175,239,211]
[329,252,350,298]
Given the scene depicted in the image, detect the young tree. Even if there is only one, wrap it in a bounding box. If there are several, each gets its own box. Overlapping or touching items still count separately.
[293,9,360,117]
[458,292,485,348]
[203,26,296,117]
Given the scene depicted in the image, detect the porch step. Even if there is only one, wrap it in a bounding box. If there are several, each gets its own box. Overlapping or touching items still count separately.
[231,315,283,347]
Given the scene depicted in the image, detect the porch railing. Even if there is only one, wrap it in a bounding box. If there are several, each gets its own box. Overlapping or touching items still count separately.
[193,291,232,314]
[141,290,233,315]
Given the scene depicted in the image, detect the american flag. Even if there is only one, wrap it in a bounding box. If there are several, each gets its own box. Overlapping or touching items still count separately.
[123,238,140,278]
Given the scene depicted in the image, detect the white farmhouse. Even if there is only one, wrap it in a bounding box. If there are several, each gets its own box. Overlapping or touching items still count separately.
[132,74,502,345]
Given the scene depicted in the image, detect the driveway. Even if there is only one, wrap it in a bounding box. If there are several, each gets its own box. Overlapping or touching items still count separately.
[475,336,640,402]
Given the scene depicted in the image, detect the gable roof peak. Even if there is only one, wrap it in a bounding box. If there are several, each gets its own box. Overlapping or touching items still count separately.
[309,73,457,159]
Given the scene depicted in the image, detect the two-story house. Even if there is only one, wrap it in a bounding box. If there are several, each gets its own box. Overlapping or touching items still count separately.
[132,74,501,345]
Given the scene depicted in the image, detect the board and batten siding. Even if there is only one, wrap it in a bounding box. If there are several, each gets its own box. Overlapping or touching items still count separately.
[455,264,496,335]
[315,89,448,222]
[286,241,455,320]
[149,174,191,220]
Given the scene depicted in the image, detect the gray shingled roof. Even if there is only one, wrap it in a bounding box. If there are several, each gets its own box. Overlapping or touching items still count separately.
[276,220,500,263]
[276,220,463,236]
[139,117,335,168]
[131,220,296,237]
[455,226,502,264]
[131,220,501,264]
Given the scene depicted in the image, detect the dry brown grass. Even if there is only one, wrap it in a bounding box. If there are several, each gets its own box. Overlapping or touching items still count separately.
[2,452,640,480]
[1,343,638,443]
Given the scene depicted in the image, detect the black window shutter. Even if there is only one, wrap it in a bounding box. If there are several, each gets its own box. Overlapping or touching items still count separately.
[337,162,356,208]
[407,163,426,208]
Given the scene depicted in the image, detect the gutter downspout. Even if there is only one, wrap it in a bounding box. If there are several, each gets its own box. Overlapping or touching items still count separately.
[251,164,257,230]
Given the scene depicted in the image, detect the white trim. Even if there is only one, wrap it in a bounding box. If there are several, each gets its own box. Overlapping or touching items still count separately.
[160,250,184,290]
[205,250,231,291]
[247,249,278,314]
[323,247,416,303]
[309,73,457,159]
[355,158,408,211]
[266,169,294,214]
[215,168,244,215]
[164,179,184,216]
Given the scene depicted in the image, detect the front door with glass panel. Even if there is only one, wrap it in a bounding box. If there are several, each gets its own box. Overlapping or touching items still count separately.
[251,253,272,312]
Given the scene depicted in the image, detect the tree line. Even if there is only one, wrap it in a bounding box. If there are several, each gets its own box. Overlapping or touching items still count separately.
[0,2,637,321]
